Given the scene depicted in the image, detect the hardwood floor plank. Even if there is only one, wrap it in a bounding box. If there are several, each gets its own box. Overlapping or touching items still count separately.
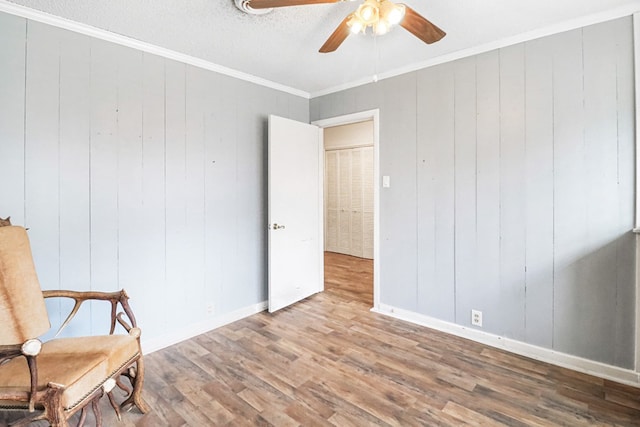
[442,401,508,426]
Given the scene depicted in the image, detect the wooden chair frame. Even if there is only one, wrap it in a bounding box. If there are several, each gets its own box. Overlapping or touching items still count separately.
[0,289,148,427]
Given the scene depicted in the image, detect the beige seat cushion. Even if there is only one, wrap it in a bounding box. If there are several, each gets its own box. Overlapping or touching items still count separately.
[0,335,140,410]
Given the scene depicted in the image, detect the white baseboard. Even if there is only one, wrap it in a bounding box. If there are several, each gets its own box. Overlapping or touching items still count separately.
[142,301,268,354]
[372,304,640,388]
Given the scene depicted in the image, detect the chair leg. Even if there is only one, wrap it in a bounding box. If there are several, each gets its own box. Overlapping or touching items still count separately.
[41,383,69,427]
[91,394,102,427]
[75,407,88,427]
[115,376,131,395]
[106,391,122,421]
[120,356,149,414]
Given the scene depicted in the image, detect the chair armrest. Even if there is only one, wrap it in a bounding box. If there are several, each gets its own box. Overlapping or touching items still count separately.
[42,289,138,337]
[0,340,42,412]
[0,344,22,366]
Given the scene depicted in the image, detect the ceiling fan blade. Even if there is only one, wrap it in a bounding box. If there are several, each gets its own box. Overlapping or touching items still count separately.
[249,0,342,9]
[399,4,446,44]
[319,14,352,53]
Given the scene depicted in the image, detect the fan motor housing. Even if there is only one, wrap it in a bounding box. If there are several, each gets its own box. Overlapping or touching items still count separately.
[234,0,273,15]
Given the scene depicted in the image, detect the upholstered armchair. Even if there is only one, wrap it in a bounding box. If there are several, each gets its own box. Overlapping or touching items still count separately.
[0,226,148,426]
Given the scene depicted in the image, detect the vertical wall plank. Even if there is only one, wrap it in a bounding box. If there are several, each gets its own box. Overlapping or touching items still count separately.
[254,84,279,303]
[379,73,417,310]
[309,99,320,125]
[234,81,264,308]
[612,17,635,369]
[318,95,333,121]
[498,44,526,340]
[25,19,61,280]
[340,90,357,117]
[274,90,289,118]
[24,22,61,339]
[523,36,554,348]
[116,46,144,332]
[290,94,310,123]
[140,53,167,338]
[204,71,223,315]
[234,81,256,308]
[416,66,437,316]
[552,29,589,358]
[201,69,217,316]
[90,38,120,332]
[206,73,238,314]
[354,82,382,114]
[330,91,346,118]
[432,64,456,322]
[23,22,60,341]
[0,14,26,222]
[453,57,478,326]
[421,63,456,321]
[185,65,207,321]
[165,59,189,332]
[475,50,501,331]
[58,30,91,336]
[579,21,619,365]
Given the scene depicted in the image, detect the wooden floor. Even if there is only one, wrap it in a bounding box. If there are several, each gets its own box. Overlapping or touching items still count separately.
[3,252,640,426]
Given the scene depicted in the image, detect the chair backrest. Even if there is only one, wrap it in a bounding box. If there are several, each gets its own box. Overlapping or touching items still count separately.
[0,226,50,345]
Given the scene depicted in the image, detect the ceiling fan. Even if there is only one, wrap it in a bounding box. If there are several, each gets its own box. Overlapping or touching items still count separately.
[244,0,446,53]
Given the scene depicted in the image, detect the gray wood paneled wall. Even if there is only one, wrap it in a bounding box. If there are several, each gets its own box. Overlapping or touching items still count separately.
[311,17,636,368]
[0,12,309,343]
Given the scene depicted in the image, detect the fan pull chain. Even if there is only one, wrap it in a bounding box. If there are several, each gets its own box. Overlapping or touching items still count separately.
[372,32,380,83]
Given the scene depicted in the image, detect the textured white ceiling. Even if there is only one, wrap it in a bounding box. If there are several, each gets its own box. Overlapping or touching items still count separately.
[6,0,640,95]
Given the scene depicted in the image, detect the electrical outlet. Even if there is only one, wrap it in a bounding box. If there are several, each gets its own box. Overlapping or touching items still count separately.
[471,309,483,327]
[206,302,215,316]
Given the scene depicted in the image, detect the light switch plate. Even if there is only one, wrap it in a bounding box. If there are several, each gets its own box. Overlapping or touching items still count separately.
[382,176,390,188]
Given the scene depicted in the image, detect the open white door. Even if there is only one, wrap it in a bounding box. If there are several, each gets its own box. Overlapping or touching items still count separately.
[268,115,323,313]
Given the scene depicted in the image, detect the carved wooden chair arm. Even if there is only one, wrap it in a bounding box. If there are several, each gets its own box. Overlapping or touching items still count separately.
[0,344,22,365]
[42,289,138,337]
[0,340,42,412]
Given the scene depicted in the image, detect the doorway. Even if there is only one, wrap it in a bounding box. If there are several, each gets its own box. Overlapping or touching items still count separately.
[312,110,380,310]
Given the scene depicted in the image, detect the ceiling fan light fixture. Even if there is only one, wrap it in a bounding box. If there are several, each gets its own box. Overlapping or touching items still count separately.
[348,16,364,34]
[374,19,390,35]
[356,0,379,25]
[386,3,405,25]
[317,0,444,53]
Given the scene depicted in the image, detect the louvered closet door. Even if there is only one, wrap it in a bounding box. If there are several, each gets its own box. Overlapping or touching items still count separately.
[337,150,352,255]
[325,151,339,252]
[324,146,374,259]
[361,146,374,259]
[350,149,364,258]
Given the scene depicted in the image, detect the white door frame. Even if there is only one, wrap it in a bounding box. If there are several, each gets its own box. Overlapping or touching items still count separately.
[633,11,640,375]
[312,109,381,311]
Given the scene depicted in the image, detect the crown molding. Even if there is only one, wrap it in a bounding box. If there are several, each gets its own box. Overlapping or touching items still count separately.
[0,0,310,99]
[311,2,640,98]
